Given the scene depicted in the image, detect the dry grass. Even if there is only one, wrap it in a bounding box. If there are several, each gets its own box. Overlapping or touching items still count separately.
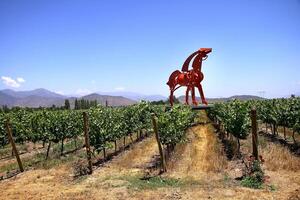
[200,124,228,172]
[167,119,227,178]
[112,136,158,169]
[241,128,300,171]
[260,143,300,171]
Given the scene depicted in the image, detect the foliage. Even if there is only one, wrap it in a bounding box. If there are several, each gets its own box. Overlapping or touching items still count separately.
[157,105,195,146]
[241,155,265,189]
[74,98,98,110]
[241,175,263,189]
[208,97,300,145]
[64,99,71,110]
[119,175,200,190]
[88,101,157,153]
[0,112,7,147]
[208,100,250,155]
[224,100,250,140]
[0,102,196,160]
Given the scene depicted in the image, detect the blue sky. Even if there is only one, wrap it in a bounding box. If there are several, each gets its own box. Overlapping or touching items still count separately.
[0,0,299,98]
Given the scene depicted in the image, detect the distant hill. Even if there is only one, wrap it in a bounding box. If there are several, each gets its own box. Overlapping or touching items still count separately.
[0,89,66,108]
[0,89,136,108]
[228,95,265,101]
[1,88,268,108]
[97,91,167,101]
[13,96,65,108]
[145,95,167,101]
[178,95,265,104]
[0,91,17,106]
[1,88,65,99]
[78,93,136,106]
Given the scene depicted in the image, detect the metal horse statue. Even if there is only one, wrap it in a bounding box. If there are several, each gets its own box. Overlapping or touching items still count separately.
[167,48,212,106]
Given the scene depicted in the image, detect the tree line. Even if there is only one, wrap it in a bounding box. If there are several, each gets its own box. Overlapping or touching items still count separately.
[1,99,99,112]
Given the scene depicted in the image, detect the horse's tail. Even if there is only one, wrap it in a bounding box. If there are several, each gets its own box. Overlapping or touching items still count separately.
[167,70,181,88]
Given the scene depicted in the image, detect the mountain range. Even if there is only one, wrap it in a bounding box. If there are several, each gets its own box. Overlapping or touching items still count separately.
[0,88,273,108]
[0,89,138,108]
[178,95,265,104]
[96,91,166,102]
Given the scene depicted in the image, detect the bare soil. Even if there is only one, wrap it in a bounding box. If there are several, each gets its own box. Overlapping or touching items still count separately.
[0,115,299,200]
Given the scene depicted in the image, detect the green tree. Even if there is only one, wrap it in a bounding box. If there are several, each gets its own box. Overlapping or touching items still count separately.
[51,104,56,110]
[80,99,85,109]
[2,105,9,113]
[74,99,79,110]
[64,99,70,110]
[85,99,88,109]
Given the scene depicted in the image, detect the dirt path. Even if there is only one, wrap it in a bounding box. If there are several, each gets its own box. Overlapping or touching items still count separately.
[166,124,227,179]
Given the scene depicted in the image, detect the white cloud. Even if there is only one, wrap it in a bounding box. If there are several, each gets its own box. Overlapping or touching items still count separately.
[76,88,92,96]
[55,91,65,95]
[114,86,125,91]
[1,76,21,88]
[17,77,25,83]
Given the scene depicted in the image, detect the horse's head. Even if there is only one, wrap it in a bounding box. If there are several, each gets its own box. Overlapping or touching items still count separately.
[199,48,212,55]
[199,48,212,60]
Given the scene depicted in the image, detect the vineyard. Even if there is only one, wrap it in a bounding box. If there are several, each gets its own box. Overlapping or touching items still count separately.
[0,98,299,199]
[208,97,300,152]
[0,102,195,174]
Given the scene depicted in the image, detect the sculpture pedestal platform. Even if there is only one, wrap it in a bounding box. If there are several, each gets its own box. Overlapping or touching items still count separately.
[191,104,214,110]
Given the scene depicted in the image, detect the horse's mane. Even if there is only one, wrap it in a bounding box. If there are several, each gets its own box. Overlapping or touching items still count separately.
[181,50,203,72]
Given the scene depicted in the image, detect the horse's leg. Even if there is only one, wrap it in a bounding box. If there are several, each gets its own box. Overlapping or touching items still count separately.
[169,89,174,106]
[192,86,198,105]
[185,87,190,105]
[197,84,208,105]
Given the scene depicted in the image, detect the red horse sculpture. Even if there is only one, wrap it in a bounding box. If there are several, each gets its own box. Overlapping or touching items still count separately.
[167,48,212,106]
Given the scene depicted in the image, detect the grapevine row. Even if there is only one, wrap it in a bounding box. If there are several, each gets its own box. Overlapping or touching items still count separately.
[0,102,196,159]
[207,97,300,154]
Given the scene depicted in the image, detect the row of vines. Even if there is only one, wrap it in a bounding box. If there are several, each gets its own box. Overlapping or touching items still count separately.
[0,102,195,161]
[207,97,300,155]
[256,97,300,142]
[157,105,195,152]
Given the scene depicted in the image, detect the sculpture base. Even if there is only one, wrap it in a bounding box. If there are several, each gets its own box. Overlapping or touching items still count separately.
[165,104,214,111]
[191,104,214,110]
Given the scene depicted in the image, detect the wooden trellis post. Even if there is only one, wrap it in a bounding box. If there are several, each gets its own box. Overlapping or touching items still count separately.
[251,109,259,160]
[5,119,24,172]
[83,112,93,174]
[151,114,167,173]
